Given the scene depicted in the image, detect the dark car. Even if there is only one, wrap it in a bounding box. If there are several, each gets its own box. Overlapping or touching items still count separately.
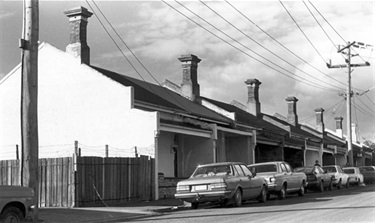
[247,161,307,199]
[0,185,35,223]
[294,166,333,192]
[359,166,375,183]
[175,162,268,209]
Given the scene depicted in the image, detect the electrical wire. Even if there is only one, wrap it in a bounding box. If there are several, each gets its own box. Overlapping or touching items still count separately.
[86,0,192,113]
[199,0,345,92]
[224,1,348,90]
[308,1,369,64]
[165,1,338,92]
[279,1,328,65]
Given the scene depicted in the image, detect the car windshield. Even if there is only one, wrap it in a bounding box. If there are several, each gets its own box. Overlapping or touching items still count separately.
[295,167,314,173]
[360,167,375,171]
[344,169,355,174]
[191,165,232,178]
[323,167,337,173]
[249,164,277,173]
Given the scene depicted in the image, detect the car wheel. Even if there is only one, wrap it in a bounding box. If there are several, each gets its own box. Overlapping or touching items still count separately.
[337,179,342,189]
[0,206,24,223]
[191,202,199,209]
[298,183,305,196]
[357,179,361,186]
[318,180,324,192]
[278,185,286,200]
[233,189,242,207]
[345,180,349,188]
[258,186,267,203]
[328,180,333,191]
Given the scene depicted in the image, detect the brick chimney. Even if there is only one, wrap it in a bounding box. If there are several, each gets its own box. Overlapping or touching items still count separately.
[64,6,93,65]
[245,79,261,117]
[314,108,325,133]
[335,116,343,138]
[178,54,201,101]
[286,96,298,126]
[351,123,358,143]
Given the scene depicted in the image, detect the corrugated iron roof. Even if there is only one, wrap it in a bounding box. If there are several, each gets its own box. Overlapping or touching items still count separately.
[91,66,232,124]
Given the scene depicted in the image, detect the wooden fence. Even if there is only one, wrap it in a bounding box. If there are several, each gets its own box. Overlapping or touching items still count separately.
[0,156,155,207]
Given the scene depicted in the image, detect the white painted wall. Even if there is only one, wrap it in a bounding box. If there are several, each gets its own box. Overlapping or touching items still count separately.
[0,43,158,159]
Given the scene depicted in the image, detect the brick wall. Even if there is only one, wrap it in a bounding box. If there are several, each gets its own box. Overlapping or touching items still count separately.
[158,173,187,199]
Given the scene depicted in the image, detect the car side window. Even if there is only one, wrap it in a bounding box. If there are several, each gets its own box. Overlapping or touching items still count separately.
[234,165,245,177]
[240,165,252,176]
[285,164,292,173]
[316,166,324,174]
[338,167,343,173]
[280,163,287,173]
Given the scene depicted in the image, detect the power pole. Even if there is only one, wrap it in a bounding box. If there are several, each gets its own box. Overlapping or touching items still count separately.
[327,41,370,167]
[20,0,39,221]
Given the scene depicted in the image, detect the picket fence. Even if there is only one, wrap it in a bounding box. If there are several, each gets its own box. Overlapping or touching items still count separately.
[0,156,155,207]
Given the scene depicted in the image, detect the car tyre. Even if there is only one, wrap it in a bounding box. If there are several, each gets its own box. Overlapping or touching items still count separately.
[0,206,24,223]
[258,186,267,203]
[328,180,333,191]
[337,179,342,189]
[318,180,324,192]
[278,185,286,200]
[357,179,361,186]
[191,202,199,209]
[298,183,305,196]
[345,180,349,188]
[233,189,242,207]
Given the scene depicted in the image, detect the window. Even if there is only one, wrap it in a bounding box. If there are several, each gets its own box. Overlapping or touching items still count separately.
[280,164,287,172]
[234,165,245,177]
[285,164,292,173]
[240,165,252,176]
[249,164,277,173]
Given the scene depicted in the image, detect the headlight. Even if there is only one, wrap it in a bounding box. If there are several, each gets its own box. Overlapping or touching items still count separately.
[210,182,227,189]
[269,177,276,183]
[177,184,190,191]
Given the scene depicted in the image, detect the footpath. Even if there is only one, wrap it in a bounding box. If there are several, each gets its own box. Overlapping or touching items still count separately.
[38,198,187,223]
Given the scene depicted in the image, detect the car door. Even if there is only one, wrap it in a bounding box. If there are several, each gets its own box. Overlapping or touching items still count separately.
[233,164,252,199]
[240,164,262,198]
[285,163,299,190]
[317,166,330,187]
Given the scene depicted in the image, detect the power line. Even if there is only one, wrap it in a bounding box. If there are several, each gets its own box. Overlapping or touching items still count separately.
[165,1,338,92]
[279,1,327,65]
[199,0,345,92]
[308,1,368,64]
[86,0,192,112]
[224,1,348,90]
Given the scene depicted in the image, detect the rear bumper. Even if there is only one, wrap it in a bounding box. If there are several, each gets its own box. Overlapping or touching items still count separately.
[175,190,232,203]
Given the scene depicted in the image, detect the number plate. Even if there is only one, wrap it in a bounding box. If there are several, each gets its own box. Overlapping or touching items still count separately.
[193,185,207,191]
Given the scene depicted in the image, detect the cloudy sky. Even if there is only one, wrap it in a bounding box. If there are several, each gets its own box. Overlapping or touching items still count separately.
[1,1,374,141]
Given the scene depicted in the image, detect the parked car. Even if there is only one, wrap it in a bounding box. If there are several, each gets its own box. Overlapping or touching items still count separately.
[175,162,268,209]
[322,165,349,189]
[343,167,364,186]
[247,161,307,199]
[0,185,35,223]
[359,166,375,183]
[294,166,333,192]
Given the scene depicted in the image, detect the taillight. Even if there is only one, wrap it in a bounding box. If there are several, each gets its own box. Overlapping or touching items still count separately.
[210,182,227,189]
[177,184,190,192]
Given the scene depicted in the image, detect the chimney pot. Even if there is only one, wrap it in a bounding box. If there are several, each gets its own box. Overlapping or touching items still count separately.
[64,6,93,65]
[314,108,325,133]
[178,54,201,101]
[286,96,298,126]
[245,79,261,117]
[335,116,343,138]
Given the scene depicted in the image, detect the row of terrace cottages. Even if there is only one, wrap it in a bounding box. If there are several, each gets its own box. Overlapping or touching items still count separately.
[1,6,373,201]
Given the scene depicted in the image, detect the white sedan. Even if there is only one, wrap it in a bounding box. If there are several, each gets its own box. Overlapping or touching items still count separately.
[322,165,349,189]
[343,167,364,186]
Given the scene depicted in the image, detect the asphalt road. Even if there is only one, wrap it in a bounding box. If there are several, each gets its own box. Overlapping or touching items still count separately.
[131,184,375,223]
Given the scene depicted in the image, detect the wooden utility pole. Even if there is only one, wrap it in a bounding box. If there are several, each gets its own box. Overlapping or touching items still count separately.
[327,41,370,166]
[20,0,39,221]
